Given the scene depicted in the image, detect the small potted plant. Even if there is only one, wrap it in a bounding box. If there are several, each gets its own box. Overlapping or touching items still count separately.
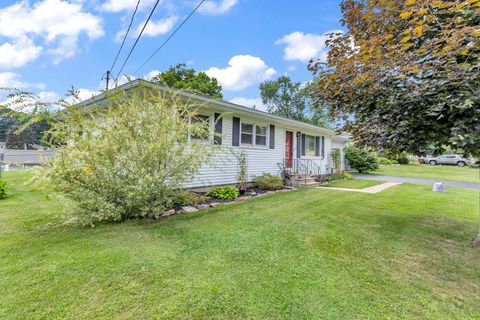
[237,151,247,195]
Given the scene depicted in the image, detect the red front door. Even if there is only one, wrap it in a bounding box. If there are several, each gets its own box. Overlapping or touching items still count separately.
[285,131,293,168]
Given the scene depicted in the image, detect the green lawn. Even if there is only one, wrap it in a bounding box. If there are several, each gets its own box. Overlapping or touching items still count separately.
[323,179,384,189]
[1,170,479,319]
[372,164,479,182]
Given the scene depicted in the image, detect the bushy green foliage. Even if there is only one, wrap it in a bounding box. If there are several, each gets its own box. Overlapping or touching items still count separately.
[378,157,393,165]
[326,172,353,182]
[207,186,239,200]
[40,86,218,224]
[253,173,284,190]
[396,155,409,165]
[390,159,398,165]
[0,180,6,199]
[236,151,247,192]
[345,145,379,173]
[151,63,223,99]
[171,190,207,207]
[468,163,479,169]
[331,149,341,169]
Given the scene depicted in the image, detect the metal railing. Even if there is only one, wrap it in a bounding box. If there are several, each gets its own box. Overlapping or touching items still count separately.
[278,158,323,185]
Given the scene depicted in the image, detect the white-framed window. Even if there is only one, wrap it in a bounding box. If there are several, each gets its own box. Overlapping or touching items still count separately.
[240,121,269,147]
[305,135,316,156]
[255,125,267,146]
[191,114,210,140]
[241,123,254,144]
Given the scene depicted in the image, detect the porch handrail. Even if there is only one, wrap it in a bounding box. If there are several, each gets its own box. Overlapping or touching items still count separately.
[281,158,323,184]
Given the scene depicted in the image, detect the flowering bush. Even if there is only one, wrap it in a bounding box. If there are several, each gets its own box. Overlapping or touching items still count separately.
[41,86,219,224]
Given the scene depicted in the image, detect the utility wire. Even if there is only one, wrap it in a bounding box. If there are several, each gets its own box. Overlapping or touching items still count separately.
[134,0,205,75]
[114,0,161,82]
[110,0,141,73]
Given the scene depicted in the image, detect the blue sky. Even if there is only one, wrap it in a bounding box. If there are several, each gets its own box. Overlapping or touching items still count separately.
[0,0,343,110]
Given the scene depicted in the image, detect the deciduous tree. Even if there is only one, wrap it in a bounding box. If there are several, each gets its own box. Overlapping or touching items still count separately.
[310,0,480,156]
[260,76,332,127]
[151,63,223,99]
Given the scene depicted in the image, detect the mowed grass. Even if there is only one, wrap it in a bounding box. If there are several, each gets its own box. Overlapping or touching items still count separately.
[1,170,479,319]
[372,164,479,182]
[323,179,384,189]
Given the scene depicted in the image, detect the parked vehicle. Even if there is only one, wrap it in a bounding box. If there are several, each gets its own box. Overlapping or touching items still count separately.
[426,154,470,167]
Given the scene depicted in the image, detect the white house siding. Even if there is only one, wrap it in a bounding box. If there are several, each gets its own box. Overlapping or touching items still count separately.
[298,129,333,175]
[186,111,341,188]
[187,114,285,188]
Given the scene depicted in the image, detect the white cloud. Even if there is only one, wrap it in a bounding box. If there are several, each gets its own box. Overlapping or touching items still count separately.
[144,70,161,80]
[198,0,238,15]
[205,55,276,91]
[229,97,267,112]
[0,0,104,66]
[0,72,45,89]
[275,30,342,63]
[47,37,78,64]
[77,88,100,101]
[101,0,157,12]
[0,37,43,69]
[138,16,178,37]
[38,91,61,102]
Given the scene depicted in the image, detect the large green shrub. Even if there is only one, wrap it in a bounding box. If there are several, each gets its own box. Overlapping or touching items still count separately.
[345,145,379,173]
[0,180,6,199]
[40,86,219,223]
[378,157,392,165]
[253,173,284,190]
[207,186,239,200]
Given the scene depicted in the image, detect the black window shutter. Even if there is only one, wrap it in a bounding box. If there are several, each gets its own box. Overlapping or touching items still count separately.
[301,134,306,156]
[321,136,325,157]
[269,125,275,149]
[315,136,320,156]
[296,132,301,158]
[232,117,240,146]
[214,113,222,145]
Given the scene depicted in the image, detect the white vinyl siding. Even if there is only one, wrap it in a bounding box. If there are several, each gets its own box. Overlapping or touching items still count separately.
[184,114,344,188]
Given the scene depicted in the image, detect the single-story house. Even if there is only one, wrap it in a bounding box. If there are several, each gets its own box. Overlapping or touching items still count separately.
[78,79,349,188]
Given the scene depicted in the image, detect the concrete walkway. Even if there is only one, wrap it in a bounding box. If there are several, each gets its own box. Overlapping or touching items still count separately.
[355,174,480,189]
[318,182,402,194]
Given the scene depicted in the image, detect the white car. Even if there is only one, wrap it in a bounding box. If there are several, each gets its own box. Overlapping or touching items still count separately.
[426,154,470,167]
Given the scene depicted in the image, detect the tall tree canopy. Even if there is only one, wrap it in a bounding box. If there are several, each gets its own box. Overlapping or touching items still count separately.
[150,63,223,99]
[259,76,331,127]
[310,0,480,155]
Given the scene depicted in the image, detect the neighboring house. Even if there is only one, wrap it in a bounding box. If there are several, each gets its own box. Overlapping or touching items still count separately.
[78,79,349,188]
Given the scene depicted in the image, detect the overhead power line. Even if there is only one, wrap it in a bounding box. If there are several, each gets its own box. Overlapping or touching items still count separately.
[114,0,161,82]
[134,0,205,75]
[110,0,142,74]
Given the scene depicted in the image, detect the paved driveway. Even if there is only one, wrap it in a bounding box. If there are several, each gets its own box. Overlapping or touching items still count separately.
[355,174,480,189]
[1,149,54,164]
